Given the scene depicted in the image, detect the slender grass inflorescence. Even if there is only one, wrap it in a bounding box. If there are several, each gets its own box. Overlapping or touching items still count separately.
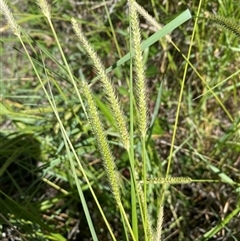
[71,18,130,150]
[0,0,21,37]
[129,0,148,138]
[134,1,171,42]
[142,177,192,184]
[36,0,51,19]
[208,15,240,38]
[129,1,151,239]
[133,1,161,30]
[82,81,121,204]
[155,205,164,241]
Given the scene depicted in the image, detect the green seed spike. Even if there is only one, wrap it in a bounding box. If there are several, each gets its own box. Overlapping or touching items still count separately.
[208,15,240,38]
[140,177,192,185]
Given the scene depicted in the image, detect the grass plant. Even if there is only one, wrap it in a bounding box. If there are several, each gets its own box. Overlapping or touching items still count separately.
[1,0,240,240]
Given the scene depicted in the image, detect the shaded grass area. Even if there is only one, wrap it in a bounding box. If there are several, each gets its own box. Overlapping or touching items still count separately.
[1,0,240,240]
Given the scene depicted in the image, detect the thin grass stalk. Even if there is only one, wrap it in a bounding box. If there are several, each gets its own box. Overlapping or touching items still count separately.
[137,179,154,241]
[166,0,203,178]
[36,0,87,119]
[119,211,130,241]
[128,23,139,240]
[103,0,122,58]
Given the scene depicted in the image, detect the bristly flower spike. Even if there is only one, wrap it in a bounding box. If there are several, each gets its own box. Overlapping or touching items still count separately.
[81,81,121,204]
[36,0,51,19]
[208,15,240,38]
[71,18,130,150]
[0,0,21,36]
[128,0,148,137]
